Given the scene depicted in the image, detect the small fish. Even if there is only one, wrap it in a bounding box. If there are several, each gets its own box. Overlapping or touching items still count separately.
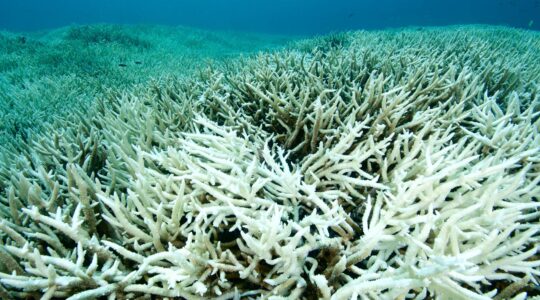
[118,63,127,67]
[347,13,354,18]
[135,61,142,65]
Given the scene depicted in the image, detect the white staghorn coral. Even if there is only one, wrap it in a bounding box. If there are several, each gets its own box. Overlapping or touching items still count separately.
[0,25,539,299]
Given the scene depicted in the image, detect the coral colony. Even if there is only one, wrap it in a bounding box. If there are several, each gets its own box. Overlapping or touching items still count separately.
[0,25,539,299]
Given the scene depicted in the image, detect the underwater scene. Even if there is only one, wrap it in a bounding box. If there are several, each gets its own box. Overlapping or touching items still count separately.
[0,1,539,299]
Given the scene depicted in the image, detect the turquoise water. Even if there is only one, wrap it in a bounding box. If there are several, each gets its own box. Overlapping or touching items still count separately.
[1,0,539,34]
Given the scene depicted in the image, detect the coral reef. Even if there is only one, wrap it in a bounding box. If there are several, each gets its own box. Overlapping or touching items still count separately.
[0,25,539,299]
[0,24,292,142]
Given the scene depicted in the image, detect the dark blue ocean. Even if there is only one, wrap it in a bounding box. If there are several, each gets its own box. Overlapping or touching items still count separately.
[1,0,539,34]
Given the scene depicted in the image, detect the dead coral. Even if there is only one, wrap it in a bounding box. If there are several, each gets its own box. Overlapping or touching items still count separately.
[0,25,539,299]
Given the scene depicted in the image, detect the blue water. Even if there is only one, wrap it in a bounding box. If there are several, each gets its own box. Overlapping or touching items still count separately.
[0,0,539,34]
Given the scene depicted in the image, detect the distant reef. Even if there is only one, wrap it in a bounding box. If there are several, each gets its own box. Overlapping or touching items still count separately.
[0,24,293,143]
[0,25,539,299]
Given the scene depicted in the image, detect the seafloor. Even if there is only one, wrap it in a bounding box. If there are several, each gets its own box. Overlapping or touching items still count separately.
[0,24,539,299]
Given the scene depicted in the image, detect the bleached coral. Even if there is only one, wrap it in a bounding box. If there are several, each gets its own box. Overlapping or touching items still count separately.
[0,25,539,299]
